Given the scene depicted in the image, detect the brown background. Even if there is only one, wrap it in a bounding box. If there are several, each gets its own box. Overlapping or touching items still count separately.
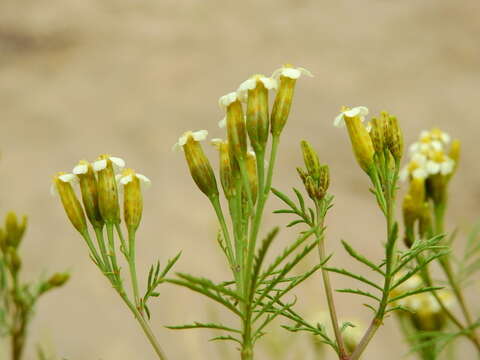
[1,0,479,359]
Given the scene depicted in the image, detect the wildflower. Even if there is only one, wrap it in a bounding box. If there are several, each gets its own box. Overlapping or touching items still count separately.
[333,106,369,128]
[298,140,330,201]
[175,130,219,198]
[237,75,277,152]
[52,172,87,234]
[219,92,248,161]
[335,106,375,174]
[270,64,312,136]
[399,153,428,182]
[211,138,237,199]
[73,160,104,229]
[118,169,151,232]
[93,155,124,224]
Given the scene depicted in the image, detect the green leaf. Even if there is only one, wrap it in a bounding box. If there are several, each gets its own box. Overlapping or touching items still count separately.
[324,267,383,291]
[175,273,244,303]
[251,228,279,292]
[388,286,443,304]
[166,321,241,333]
[336,288,381,302]
[341,240,385,276]
[293,188,306,213]
[166,278,242,317]
[209,335,242,344]
[272,187,298,211]
[258,228,317,285]
[286,219,305,228]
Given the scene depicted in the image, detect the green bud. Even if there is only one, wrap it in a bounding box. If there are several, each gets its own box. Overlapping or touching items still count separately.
[300,140,321,179]
[5,212,27,249]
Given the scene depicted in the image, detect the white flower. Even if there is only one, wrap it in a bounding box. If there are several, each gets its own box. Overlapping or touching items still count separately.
[271,65,313,80]
[92,156,125,172]
[172,130,208,151]
[50,173,77,196]
[333,106,369,128]
[218,92,240,110]
[236,75,278,102]
[72,163,88,175]
[118,173,151,187]
[400,153,428,181]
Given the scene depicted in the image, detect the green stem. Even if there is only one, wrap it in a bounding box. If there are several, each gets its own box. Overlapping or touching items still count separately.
[127,228,141,309]
[314,200,348,360]
[93,227,113,279]
[106,224,121,283]
[117,289,169,360]
[350,164,398,360]
[210,195,237,279]
[81,230,104,270]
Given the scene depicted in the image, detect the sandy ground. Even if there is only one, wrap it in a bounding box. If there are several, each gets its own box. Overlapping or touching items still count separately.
[1,0,480,359]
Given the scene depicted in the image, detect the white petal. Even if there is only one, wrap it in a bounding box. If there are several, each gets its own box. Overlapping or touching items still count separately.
[333,114,345,128]
[344,106,369,119]
[178,133,189,147]
[50,183,57,197]
[59,173,77,183]
[430,141,443,151]
[441,133,451,143]
[237,78,257,93]
[409,142,420,154]
[259,77,278,90]
[110,157,125,169]
[298,67,314,77]
[218,92,238,109]
[426,161,440,174]
[136,173,151,185]
[93,159,107,171]
[120,174,133,185]
[281,67,301,79]
[115,174,123,182]
[192,130,208,141]
[399,167,409,182]
[72,164,88,175]
[440,160,454,175]
[412,168,427,180]
[218,117,227,128]
[411,153,427,165]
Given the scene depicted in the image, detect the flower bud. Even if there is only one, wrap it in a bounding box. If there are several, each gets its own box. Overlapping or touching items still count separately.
[39,272,70,295]
[369,115,387,154]
[53,172,87,234]
[73,161,104,229]
[212,139,237,200]
[93,155,124,224]
[175,131,219,198]
[344,113,375,174]
[220,93,248,162]
[8,248,21,274]
[319,165,330,195]
[270,65,312,137]
[0,229,6,254]
[238,75,277,152]
[4,212,27,249]
[119,169,151,232]
[386,115,404,162]
[300,140,321,178]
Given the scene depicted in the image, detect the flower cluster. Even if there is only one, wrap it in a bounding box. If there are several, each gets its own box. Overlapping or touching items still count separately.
[401,128,461,245]
[52,155,150,234]
[174,65,312,203]
[400,128,458,182]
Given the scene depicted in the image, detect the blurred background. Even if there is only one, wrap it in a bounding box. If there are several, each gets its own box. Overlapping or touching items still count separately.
[1,0,479,358]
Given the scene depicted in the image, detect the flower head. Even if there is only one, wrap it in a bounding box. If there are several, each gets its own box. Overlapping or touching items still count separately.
[333,106,369,128]
[73,160,104,228]
[173,130,208,151]
[93,155,123,224]
[271,65,313,80]
[177,130,218,198]
[118,169,151,231]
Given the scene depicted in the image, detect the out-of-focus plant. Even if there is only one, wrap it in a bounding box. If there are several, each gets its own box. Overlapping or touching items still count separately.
[0,212,69,360]
[52,158,180,360]
[396,128,480,358]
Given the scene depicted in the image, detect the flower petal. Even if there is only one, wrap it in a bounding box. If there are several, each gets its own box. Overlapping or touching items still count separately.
[93,159,107,171]
[110,157,125,169]
[192,130,208,141]
[72,164,89,175]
